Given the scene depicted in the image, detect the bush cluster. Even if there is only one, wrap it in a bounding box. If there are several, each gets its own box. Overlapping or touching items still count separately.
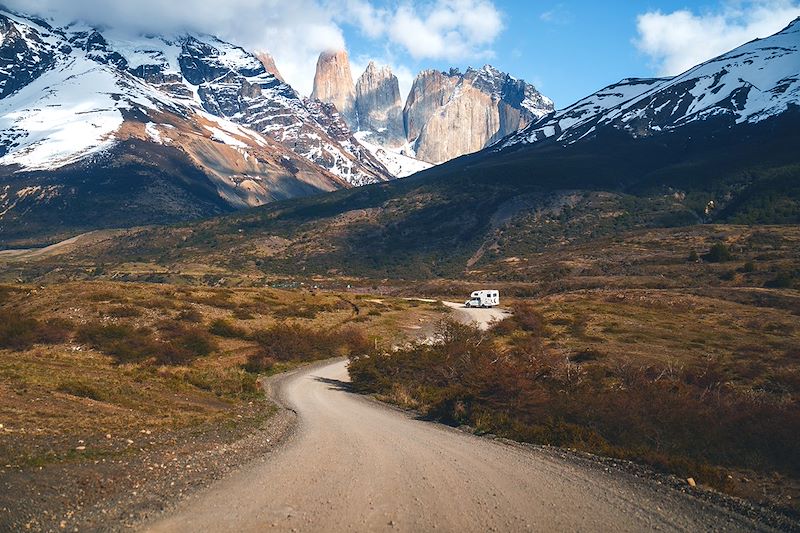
[209,318,248,339]
[349,310,800,488]
[76,320,217,365]
[0,310,73,350]
[245,323,369,373]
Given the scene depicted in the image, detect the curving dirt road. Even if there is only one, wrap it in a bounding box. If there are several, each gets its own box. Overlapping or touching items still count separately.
[144,305,778,532]
[442,301,510,330]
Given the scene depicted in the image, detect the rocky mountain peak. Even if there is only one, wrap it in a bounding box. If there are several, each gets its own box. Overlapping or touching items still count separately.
[311,49,357,128]
[355,61,404,145]
[402,65,554,163]
[254,50,284,83]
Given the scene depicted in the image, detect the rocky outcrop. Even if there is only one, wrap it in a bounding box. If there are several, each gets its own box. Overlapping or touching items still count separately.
[311,50,357,128]
[308,52,553,168]
[354,61,405,146]
[404,66,554,164]
[413,82,502,164]
[0,14,58,99]
[254,51,285,83]
[403,69,460,148]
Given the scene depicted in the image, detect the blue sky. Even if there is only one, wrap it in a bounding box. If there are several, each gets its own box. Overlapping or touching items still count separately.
[13,0,800,108]
[336,0,800,107]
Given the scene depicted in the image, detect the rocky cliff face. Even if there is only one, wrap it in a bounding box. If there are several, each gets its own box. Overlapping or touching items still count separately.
[354,61,405,146]
[403,69,460,148]
[311,50,357,128]
[309,52,553,170]
[404,66,554,164]
[254,51,284,83]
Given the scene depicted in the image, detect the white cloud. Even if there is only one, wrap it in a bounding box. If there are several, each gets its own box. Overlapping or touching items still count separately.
[340,0,503,61]
[4,0,504,96]
[635,0,800,76]
[342,0,388,39]
[6,0,345,95]
[390,1,502,60]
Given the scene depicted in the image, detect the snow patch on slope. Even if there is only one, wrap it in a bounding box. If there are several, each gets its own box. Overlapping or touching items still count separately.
[0,57,124,170]
[354,132,432,178]
[501,18,800,150]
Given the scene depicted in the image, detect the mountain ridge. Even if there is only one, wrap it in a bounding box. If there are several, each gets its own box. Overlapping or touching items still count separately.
[23,19,798,276]
[311,52,555,166]
[499,17,800,152]
[0,9,395,242]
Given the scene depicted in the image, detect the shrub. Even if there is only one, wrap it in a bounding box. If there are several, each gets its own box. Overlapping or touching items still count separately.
[156,320,217,365]
[176,308,203,322]
[184,368,260,399]
[702,243,733,263]
[209,319,248,339]
[764,272,795,289]
[491,302,547,337]
[194,291,236,309]
[243,353,276,374]
[0,310,72,350]
[76,321,216,365]
[244,323,369,373]
[107,305,142,318]
[687,250,699,262]
[57,379,105,401]
[272,303,332,319]
[232,308,255,320]
[76,323,158,363]
[0,313,39,350]
[35,318,73,345]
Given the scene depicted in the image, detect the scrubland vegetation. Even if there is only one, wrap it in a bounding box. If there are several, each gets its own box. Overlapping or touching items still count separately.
[1,222,798,517]
[0,282,436,470]
[350,298,800,514]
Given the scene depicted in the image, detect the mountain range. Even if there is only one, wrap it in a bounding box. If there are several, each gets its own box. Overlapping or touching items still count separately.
[0,8,552,243]
[310,50,554,168]
[0,10,798,258]
[23,17,797,280]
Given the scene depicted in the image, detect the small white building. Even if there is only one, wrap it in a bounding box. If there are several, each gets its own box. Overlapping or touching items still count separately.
[465,290,500,308]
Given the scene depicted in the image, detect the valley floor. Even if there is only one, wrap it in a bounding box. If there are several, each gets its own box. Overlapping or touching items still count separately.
[146,358,790,532]
[0,275,798,528]
[0,282,442,531]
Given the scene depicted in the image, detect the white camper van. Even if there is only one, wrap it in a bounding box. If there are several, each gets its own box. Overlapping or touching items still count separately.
[465,290,500,308]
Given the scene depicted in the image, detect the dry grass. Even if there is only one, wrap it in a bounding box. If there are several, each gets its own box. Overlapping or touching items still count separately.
[0,281,440,469]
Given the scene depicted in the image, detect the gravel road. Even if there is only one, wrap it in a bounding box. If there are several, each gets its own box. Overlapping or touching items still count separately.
[144,305,781,533]
[442,301,510,330]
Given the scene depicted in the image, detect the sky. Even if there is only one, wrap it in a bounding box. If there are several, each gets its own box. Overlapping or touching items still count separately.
[6,0,800,109]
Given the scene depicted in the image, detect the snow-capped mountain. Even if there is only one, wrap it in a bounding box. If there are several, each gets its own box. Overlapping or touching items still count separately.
[0,10,391,185]
[501,18,799,150]
[0,9,396,242]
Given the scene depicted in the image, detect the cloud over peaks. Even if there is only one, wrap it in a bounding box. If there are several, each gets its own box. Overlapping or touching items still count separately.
[5,0,505,96]
[635,0,800,76]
